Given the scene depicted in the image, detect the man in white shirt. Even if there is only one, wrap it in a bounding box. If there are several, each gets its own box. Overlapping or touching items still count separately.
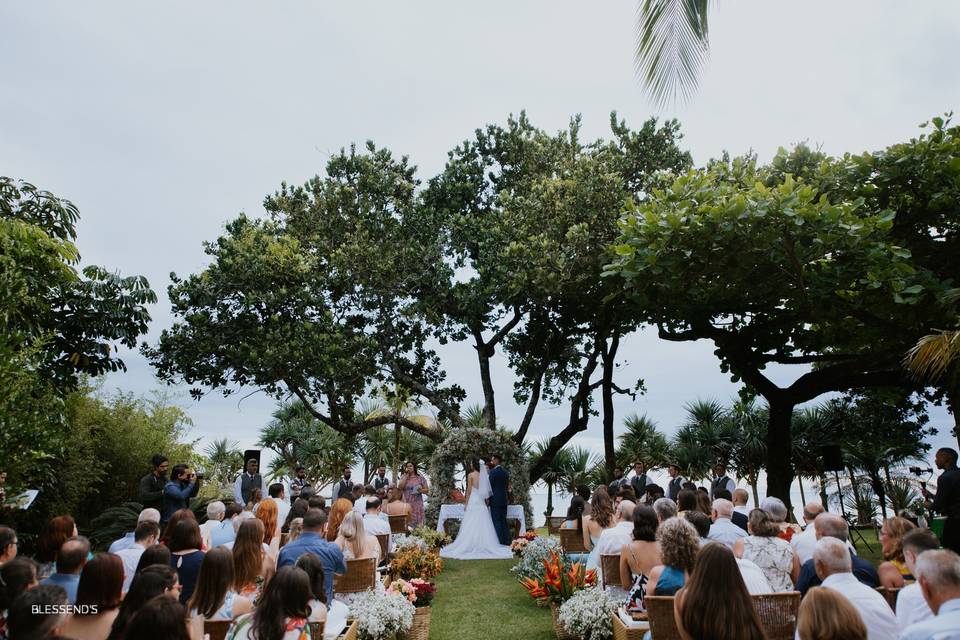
[234,458,267,506]
[732,489,751,517]
[199,501,225,550]
[901,549,960,640]
[708,499,747,549]
[595,500,636,556]
[363,497,392,554]
[108,507,160,553]
[896,528,939,633]
[353,485,375,515]
[791,502,825,564]
[115,521,160,592]
[736,557,772,594]
[267,483,290,525]
[814,537,897,640]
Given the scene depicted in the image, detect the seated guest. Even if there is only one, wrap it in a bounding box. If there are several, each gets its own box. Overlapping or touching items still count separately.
[707,499,747,549]
[595,500,636,556]
[199,501,226,550]
[283,499,309,534]
[643,484,665,507]
[35,515,77,579]
[187,547,252,637]
[353,484,376,514]
[583,487,617,570]
[134,544,171,575]
[576,485,592,517]
[797,586,868,640]
[307,495,326,513]
[106,564,180,640]
[122,593,192,640]
[0,558,39,634]
[647,517,699,596]
[6,584,69,639]
[325,499,354,542]
[233,519,276,602]
[211,503,244,548]
[41,536,89,604]
[383,487,410,518]
[334,512,381,562]
[109,508,161,553]
[760,496,799,542]
[256,498,281,559]
[652,497,677,523]
[226,566,314,640]
[676,489,697,515]
[896,528,940,633]
[682,511,711,546]
[791,501,826,564]
[295,553,350,639]
[350,484,364,505]
[733,508,799,592]
[695,490,712,516]
[115,521,160,592]
[161,508,198,546]
[167,519,205,605]
[616,486,638,506]
[561,496,586,530]
[62,553,124,640]
[674,543,766,640]
[732,488,751,517]
[877,516,917,589]
[901,549,960,640]
[362,498,391,554]
[0,527,16,565]
[812,537,897,640]
[277,509,344,605]
[714,488,748,531]
[288,519,304,543]
[796,513,879,595]
[267,483,290,526]
[619,505,660,612]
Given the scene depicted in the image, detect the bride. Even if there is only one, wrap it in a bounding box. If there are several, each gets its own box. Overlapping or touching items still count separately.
[440,459,513,560]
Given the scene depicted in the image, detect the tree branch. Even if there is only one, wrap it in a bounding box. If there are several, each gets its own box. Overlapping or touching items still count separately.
[512,366,545,445]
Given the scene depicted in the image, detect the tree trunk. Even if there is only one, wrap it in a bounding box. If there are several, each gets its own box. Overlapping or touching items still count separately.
[475,338,497,430]
[764,401,796,510]
[393,421,401,484]
[750,474,760,507]
[870,471,888,520]
[601,336,617,481]
[797,475,807,506]
[546,482,554,518]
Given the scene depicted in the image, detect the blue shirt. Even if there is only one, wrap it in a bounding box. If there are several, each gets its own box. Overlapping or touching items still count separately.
[42,573,80,604]
[209,519,237,548]
[161,480,198,523]
[796,549,879,595]
[277,532,346,604]
[901,598,960,640]
[108,531,136,553]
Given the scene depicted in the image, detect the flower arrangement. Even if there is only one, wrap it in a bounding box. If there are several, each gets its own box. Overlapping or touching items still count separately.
[510,535,562,581]
[521,530,538,541]
[392,534,428,553]
[510,537,530,555]
[350,589,416,640]
[409,525,451,550]
[388,578,435,608]
[557,586,619,640]
[391,546,444,580]
[520,550,596,605]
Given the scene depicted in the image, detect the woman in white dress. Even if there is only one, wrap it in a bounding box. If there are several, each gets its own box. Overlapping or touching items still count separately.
[440,461,513,560]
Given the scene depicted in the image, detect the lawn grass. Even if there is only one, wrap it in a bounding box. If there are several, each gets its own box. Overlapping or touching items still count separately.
[430,558,554,640]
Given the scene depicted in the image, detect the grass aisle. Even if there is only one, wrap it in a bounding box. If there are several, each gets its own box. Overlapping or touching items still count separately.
[429,558,554,640]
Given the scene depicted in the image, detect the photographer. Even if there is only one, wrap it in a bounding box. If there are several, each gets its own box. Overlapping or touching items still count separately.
[923,447,960,553]
[161,464,201,524]
[139,454,168,510]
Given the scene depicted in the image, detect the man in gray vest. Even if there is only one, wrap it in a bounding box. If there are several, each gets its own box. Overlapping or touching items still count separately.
[710,463,737,499]
[234,458,266,506]
[331,467,354,503]
[666,464,685,501]
[630,461,651,499]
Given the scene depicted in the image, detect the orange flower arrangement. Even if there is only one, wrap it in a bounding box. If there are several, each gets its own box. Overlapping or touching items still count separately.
[520,550,596,605]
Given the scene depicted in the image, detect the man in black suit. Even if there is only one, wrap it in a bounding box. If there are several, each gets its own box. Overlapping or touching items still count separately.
[795,512,880,595]
[714,489,748,531]
[487,454,510,545]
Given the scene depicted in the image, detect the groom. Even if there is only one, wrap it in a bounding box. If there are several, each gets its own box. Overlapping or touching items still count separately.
[486,454,510,545]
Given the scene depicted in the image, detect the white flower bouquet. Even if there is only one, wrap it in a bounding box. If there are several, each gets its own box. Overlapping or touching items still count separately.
[349,589,416,640]
[558,586,619,640]
[510,535,562,581]
[392,534,428,553]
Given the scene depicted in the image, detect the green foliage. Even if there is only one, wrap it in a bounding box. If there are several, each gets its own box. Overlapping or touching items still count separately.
[89,502,142,550]
[202,438,244,489]
[615,413,670,469]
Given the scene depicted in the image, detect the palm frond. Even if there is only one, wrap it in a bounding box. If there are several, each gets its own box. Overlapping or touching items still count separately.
[635,0,711,108]
[904,329,960,381]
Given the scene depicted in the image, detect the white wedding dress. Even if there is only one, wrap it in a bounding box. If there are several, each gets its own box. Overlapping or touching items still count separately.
[440,464,513,560]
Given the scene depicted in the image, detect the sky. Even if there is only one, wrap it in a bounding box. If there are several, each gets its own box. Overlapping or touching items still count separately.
[3,1,959,474]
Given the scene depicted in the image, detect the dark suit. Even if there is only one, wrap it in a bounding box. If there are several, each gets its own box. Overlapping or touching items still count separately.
[332,478,354,503]
[796,549,879,595]
[489,465,510,545]
[731,510,749,532]
[630,474,649,499]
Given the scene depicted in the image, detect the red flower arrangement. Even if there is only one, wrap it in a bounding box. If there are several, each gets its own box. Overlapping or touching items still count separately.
[520,550,596,605]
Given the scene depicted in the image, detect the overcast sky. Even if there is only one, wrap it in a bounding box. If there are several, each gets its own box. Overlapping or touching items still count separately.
[3,1,959,464]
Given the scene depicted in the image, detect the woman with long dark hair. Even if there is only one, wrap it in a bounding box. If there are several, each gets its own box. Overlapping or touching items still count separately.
[161,509,197,546]
[34,516,77,579]
[135,544,172,574]
[0,558,39,637]
[63,553,125,640]
[233,519,275,602]
[561,496,586,531]
[107,564,180,640]
[226,566,312,640]
[187,547,251,635]
[282,499,308,534]
[583,486,615,570]
[121,595,192,640]
[168,520,205,605]
[620,505,661,611]
[674,543,766,640]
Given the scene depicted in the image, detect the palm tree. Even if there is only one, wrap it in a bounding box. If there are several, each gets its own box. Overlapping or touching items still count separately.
[562,446,603,494]
[728,400,767,505]
[635,0,711,107]
[905,289,960,380]
[203,438,244,489]
[792,405,839,507]
[532,439,573,518]
[616,413,671,470]
[363,386,437,483]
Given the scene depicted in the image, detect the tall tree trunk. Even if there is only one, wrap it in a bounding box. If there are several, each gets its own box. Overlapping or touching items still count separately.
[546,482,554,518]
[871,471,888,519]
[393,421,401,484]
[764,401,796,511]
[475,337,497,429]
[601,336,617,481]
[750,474,760,507]
[797,475,807,506]
[818,474,830,507]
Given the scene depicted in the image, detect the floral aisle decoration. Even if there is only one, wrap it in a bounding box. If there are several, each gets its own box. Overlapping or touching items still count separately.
[388,578,436,640]
[351,589,415,640]
[511,535,562,581]
[391,534,428,553]
[520,550,596,606]
[391,545,444,580]
[511,537,530,556]
[557,586,619,640]
[408,525,451,550]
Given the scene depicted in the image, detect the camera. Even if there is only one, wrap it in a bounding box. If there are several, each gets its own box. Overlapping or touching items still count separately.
[195,473,204,480]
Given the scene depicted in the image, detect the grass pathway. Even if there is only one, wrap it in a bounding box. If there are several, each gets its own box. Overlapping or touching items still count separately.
[429,558,554,640]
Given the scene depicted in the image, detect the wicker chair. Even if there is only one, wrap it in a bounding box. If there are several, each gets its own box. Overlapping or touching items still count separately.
[559,528,588,554]
[546,516,565,534]
[388,514,408,534]
[203,620,231,640]
[333,558,377,594]
[645,596,682,640]
[338,620,359,640]
[752,592,800,640]
[876,586,900,612]
[375,533,390,560]
[601,554,622,590]
[309,621,324,639]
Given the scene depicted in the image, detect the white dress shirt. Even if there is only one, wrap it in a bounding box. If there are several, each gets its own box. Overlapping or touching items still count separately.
[733,505,751,517]
[595,522,634,556]
[896,582,935,634]
[363,513,392,553]
[273,497,290,526]
[353,496,369,514]
[736,558,773,594]
[791,525,856,565]
[901,598,960,640]
[233,473,267,505]
[115,543,147,592]
[821,573,897,640]
[708,517,748,549]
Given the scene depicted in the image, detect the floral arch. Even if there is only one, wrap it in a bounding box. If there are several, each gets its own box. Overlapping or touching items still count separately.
[424,427,532,529]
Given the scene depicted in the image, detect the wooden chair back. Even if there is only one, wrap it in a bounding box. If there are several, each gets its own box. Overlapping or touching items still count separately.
[203,620,231,640]
[559,527,588,554]
[752,592,801,640]
[308,621,324,639]
[338,619,359,640]
[645,596,682,640]
[388,514,408,534]
[375,533,390,560]
[875,586,900,612]
[333,557,377,594]
[600,553,622,590]
[546,516,565,534]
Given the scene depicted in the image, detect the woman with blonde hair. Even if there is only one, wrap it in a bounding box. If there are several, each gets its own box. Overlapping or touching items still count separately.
[325,498,354,542]
[796,586,867,640]
[647,517,700,596]
[334,512,381,562]
[232,519,275,601]
[256,498,280,559]
[877,516,917,588]
[583,486,616,570]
